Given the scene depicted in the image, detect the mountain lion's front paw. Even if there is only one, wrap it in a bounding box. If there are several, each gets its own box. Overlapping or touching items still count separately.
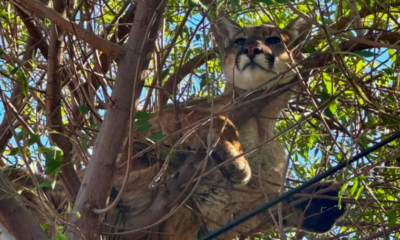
[216,154,251,185]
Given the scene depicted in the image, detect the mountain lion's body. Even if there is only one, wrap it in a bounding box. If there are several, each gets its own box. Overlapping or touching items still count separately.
[4,16,347,240]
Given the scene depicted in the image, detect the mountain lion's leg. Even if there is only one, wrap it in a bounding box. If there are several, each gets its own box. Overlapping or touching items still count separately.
[152,111,251,185]
[208,116,251,185]
[284,181,348,233]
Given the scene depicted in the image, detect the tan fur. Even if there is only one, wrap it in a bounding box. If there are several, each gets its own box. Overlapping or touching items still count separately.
[147,108,251,184]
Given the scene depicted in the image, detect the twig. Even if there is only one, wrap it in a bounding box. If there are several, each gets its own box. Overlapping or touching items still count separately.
[10,0,121,58]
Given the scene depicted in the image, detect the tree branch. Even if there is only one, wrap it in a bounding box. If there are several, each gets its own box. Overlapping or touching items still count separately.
[160,49,218,106]
[66,0,166,238]
[15,6,49,57]
[0,34,38,161]
[11,0,121,58]
[358,224,400,240]
[332,1,400,31]
[303,32,400,70]
[46,0,80,198]
[0,168,51,240]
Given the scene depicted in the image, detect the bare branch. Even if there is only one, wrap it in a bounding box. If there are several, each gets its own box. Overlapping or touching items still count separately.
[303,32,400,70]
[10,0,121,58]
[0,35,38,160]
[358,224,400,240]
[46,0,80,198]
[160,49,218,106]
[287,4,400,51]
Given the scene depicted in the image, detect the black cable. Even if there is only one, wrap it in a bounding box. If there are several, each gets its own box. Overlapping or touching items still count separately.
[200,131,400,240]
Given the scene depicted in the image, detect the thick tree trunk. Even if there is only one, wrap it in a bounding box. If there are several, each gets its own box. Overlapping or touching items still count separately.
[66,0,166,239]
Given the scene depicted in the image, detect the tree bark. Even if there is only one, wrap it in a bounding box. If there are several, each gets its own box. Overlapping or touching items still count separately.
[0,171,51,240]
[66,1,166,239]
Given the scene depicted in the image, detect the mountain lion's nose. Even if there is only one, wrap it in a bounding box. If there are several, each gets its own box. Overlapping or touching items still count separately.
[244,46,263,57]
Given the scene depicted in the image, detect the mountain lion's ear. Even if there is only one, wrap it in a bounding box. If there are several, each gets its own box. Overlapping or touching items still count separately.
[284,17,311,48]
[213,16,243,48]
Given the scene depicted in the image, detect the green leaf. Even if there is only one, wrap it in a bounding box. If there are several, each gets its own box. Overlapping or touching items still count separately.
[320,89,330,101]
[138,124,152,135]
[354,50,379,58]
[28,134,40,145]
[76,211,81,219]
[78,104,89,114]
[17,129,29,140]
[200,73,207,89]
[359,175,371,183]
[304,44,314,53]
[184,48,193,64]
[338,182,348,210]
[188,0,207,8]
[188,0,196,7]
[323,73,336,95]
[10,67,18,75]
[39,146,64,174]
[387,195,395,201]
[37,182,52,189]
[161,69,170,80]
[135,111,153,120]
[360,133,369,148]
[18,70,28,97]
[231,0,240,8]
[383,68,394,75]
[136,119,152,135]
[149,133,166,141]
[355,185,364,200]
[40,223,49,231]
[358,97,364,105]
[388,210,397,227]
[135,119,149,126]
[51,171,58,189]
[329,102,337,114]
[349,177,359,197]
[56,231,69,240]
[9,148,19,156]
[324,107,334,118]
[67,202,72,213]
[377,188,385,194]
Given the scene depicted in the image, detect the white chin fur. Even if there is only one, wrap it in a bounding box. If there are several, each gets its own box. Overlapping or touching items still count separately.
[224,56,296,91]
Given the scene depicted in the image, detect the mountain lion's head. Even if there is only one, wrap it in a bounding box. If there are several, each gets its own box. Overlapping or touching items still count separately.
[214,16,311,91]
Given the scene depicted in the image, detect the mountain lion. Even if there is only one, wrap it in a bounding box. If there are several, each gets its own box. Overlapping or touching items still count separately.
[4,16,347,240]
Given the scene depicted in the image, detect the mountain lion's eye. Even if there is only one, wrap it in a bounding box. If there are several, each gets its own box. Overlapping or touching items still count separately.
[234,38,246,45]
[265,37,281,45]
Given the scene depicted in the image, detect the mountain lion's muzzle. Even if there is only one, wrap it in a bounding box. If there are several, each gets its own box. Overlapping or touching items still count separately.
[234,38,276,73]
